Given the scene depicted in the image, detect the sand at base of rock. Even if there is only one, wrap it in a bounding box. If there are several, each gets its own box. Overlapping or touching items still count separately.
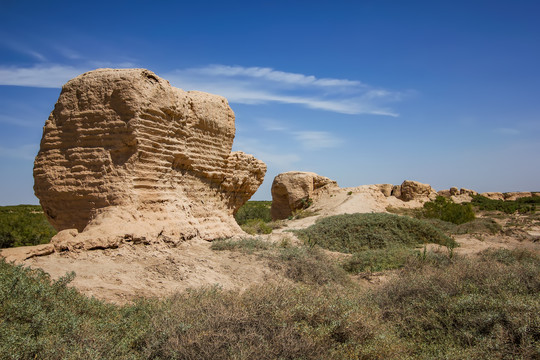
[2,238,282,304]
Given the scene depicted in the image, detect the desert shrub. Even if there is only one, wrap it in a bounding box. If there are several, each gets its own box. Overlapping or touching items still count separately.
[372,249,540,358]
[269,246,351,286]
[424,217,502,235]
[234,201,272,225]
[472,195,539,214]
[0,205,57,248]
[342,244,420,273]
[287,208,318,220]
[211,238,350,286]
[0,258,151,359]
[423,196,476,224]
[140,284,405,360]
[295,213,455,253]
[239,219,273,235]
[210,237,273,252]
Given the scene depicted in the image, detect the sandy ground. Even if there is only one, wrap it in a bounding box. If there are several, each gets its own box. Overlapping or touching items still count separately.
[2,238,283,304]
[2,188,539,304]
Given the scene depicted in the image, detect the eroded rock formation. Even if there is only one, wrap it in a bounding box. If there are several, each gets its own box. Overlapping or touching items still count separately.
[34,68,266,250]
[270,171,337,220]
[395,180,437,202]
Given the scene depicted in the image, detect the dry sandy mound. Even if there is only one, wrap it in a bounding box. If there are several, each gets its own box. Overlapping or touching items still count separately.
[2,239,284,304]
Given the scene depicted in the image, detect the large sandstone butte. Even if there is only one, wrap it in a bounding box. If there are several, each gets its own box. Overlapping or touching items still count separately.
[34,68,266,250]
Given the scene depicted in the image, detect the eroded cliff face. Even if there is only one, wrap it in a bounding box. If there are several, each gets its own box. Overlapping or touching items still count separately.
[34,68,266,250]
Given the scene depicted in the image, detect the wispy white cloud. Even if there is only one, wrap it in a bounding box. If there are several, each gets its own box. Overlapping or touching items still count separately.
[0,63,136,88]
[189,65,363,88]
[0,144,38,160]
[293,131,343,150]
[164,65,404,116]
[258,119,289,132]
[0,38,47,62]
[256,119,344,150]
[0,65,87,87]
[0,114,37,128]
[233,138,301,170]
[55,46,83,60]
[0,62,405,116]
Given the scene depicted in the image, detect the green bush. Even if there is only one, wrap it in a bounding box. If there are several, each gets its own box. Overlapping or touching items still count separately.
[234,201,272,225]
[0,258,151,359]
[0,205,57,248]
[342,245,420,273]
[270,246,351,286]
[295,213,455,253]
[210,237,273,252]
[423,196,476,224]
[374,249,540,358]
[239,219,273,235]
[424,217,502,235]
[211,238,350,286]
[472,195,539,214]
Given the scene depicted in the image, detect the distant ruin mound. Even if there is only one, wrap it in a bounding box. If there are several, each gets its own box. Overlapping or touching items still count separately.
[34,68,266,251]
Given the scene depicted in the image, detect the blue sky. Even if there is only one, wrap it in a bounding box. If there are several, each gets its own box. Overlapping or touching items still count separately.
[1,0,539,205]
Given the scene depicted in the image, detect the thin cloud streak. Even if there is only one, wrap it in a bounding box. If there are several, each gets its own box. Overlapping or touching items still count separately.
[293,131,343,150]
[0,38,47,62]
[233,138,301,170]
[0,115,37,128]
[165,65,403,116]
[0,144,38,161]
[0,63,404,116]
[188,65,364,88]
[0,65,86,87]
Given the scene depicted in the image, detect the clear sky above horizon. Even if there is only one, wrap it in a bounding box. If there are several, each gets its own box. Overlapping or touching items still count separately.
[1,0,539,205]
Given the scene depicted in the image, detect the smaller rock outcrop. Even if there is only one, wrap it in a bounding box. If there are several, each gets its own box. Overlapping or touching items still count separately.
[503,192,532,201]
[480,192,505,200]
[460,188,478,196]
[376,184,393,197]
[391,185,402,198]
[397,180,437,202]
[437,189,451,198]
[271,172,337,220]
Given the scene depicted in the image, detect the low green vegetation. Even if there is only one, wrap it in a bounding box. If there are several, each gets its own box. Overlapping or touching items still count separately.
[212,237,351,286]
[2,248,539,359]
[472,194,539,214]
[237,218,273,235]
[342,245,420,273]
[234,201,272,224]
[294,213,456,273]
[295,213,455,253]
[234,201,275,234]
[210,237,273,252]
[376,248,540,358]
[425,217,502,235]
[287,207,318,220]
[0,205,56,249]
[423,195,476,224]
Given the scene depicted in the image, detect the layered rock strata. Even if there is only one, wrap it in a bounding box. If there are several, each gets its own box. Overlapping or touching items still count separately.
[34,68,266,250]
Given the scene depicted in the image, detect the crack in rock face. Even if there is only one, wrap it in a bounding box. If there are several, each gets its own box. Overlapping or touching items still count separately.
[34,68,266,251]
